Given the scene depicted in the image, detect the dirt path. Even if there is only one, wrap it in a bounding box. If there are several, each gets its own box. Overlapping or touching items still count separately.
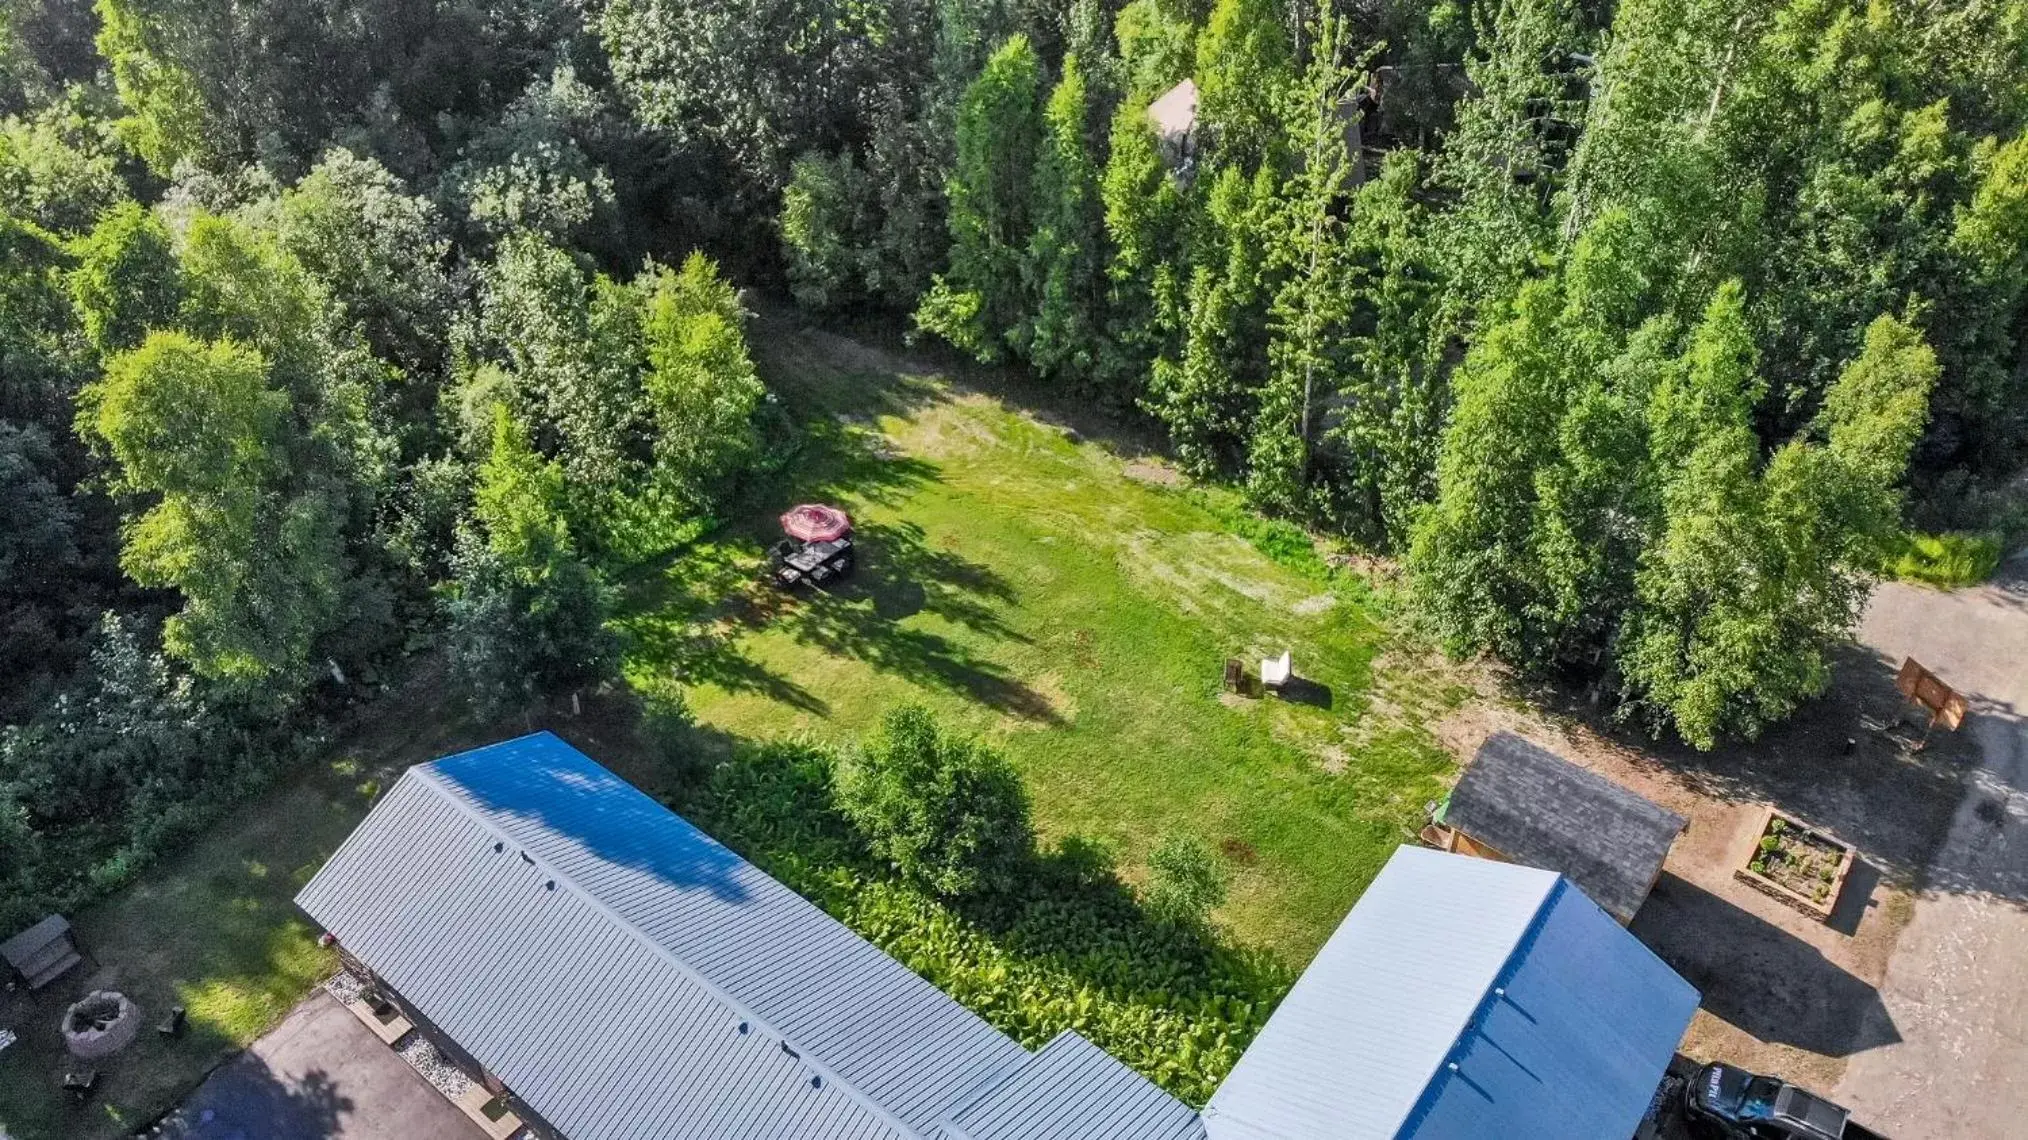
[1832,558,2028,1139]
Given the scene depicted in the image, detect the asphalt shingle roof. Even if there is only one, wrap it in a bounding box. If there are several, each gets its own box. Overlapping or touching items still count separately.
[1443,732,1685,922]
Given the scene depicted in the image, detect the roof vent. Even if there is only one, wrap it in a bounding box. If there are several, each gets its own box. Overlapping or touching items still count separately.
[544,880,556,891]
[810,1075,823,1090]
[737,1021,749,1036]
[492,842,504,854]
[519,852,534,866]
[781,1043,800,1061]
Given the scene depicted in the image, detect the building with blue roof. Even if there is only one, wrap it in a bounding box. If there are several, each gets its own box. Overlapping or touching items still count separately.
[298,734,1698,1140]
[1202,845,1701,1140]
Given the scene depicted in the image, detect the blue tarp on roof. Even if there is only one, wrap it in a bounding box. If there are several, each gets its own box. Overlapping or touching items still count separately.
[1203,846,1699,1140]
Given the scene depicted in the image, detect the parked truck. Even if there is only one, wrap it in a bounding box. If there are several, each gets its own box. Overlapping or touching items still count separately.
[1681,1062,1887,1140]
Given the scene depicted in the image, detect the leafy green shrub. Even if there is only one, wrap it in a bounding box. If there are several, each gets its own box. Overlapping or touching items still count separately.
[686,742,1292,1106]
[0,614,310,931]
[780,151,875,311]
[1144,832,1229,925]
[1891,531,2004,588]
[834,705,1034,899]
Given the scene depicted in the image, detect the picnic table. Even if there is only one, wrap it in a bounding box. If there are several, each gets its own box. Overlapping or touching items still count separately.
[773,537,855,588]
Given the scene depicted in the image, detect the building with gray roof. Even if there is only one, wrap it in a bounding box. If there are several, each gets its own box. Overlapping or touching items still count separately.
[299,733,1698,1140]
[1436,732,1686,923]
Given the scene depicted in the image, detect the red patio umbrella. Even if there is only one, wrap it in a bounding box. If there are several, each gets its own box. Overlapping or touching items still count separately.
[780,503,852,543]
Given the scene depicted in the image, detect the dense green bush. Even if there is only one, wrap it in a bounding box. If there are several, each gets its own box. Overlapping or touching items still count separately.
[1891,532,2005,588]
[0,615,313,931]
[687,740,1292,1106]
[834,705,1034,899]
[1144,832,1228,926]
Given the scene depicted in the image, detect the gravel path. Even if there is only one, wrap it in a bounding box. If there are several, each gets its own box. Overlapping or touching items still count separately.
[324,971,473,1100]
[1833,557,2028,1139]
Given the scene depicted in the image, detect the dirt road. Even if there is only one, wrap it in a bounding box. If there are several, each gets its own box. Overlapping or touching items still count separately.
[1833,558,2028,1139]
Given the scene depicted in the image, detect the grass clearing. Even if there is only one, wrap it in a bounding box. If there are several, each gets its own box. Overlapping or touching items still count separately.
[617,318,1459,959]
[2,319,1466,1133]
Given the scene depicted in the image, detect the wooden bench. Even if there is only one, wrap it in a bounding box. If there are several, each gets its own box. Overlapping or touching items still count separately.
[1,915,85,991]
[455,1084,525,1140]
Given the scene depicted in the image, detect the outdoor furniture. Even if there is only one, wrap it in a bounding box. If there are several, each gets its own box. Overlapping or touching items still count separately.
[780,503,853,543]
[774,537,855,589]
[63,1068,99,1100]
[158,1005,187,1038]
[1261,651,1292,693]
[1893,657,1969,749]
[1,914,86,991]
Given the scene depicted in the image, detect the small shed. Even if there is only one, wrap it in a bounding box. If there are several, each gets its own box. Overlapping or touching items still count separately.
[1202,846,1699,1140]
[1435,733,1684,924]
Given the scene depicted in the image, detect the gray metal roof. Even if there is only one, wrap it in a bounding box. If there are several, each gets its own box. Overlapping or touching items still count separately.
[296,733,1031,1140]
[939,1031,1208,1140]
[1202,846,1699,1140]
[1443,732,1685,922]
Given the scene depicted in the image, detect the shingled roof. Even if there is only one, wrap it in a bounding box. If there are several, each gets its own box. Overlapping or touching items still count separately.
[1442,733,1685,923]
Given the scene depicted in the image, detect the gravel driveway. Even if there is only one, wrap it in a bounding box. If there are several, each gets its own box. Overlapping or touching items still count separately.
[1832,557,2028,1140]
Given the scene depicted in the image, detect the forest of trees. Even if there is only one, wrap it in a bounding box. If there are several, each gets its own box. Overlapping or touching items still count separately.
[1,0,2023,924]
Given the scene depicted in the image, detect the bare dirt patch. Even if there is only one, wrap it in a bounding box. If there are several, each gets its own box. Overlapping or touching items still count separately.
[1123,459,1184,487]
[1291,594,1336,616]
[1432,652,1971,1092]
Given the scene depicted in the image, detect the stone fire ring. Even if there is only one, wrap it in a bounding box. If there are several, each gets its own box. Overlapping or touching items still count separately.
[63,990,142,1059]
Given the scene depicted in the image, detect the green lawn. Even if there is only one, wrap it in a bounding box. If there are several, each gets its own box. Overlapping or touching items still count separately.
[0,320,1464,1136]
[617,321,1460,959]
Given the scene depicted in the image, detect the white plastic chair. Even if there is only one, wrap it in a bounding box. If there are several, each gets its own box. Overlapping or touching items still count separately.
[1261,651,1292,692]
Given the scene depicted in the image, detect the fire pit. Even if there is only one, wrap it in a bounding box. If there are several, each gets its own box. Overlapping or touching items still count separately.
[1734,807,1856,922]
[62,991,142,1059]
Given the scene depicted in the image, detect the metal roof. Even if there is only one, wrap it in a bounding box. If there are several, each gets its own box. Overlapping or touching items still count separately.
[296,733,1031,1140]
[1443,733,1685,923]
[939,1031,1208,1140]
[1202,846,1699,1140]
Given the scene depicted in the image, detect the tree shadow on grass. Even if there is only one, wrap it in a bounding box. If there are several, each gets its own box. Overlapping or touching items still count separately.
[681,740,1291,1034]
[619,482,1056,724]
[780,590,1061,725]
[772,304,1174,466]
[621,611,831,716]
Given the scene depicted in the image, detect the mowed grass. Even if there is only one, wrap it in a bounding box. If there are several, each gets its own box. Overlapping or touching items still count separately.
[0,694,483,1140]
[616,322,1458,960]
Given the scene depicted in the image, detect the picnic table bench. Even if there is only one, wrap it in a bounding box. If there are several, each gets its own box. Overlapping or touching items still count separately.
[772,537,855,588]
[2,914,86,991]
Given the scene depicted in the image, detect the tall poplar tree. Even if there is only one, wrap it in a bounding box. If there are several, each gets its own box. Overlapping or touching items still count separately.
[1023,53,1107,382]
[915,34,1043,361]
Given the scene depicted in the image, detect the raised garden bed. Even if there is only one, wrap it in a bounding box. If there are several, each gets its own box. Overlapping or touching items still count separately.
[1734,806,1855,922]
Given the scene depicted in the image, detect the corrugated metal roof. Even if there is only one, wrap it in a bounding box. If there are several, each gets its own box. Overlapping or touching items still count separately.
[939,1031,1207,1140]
[1202,846,1698,1140]
[1443,733,1685,922]
[296,733,1030,1140]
